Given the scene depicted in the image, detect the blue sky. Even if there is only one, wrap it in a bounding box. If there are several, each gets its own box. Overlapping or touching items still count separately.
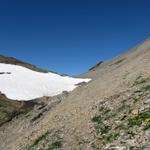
[0,0,150,75]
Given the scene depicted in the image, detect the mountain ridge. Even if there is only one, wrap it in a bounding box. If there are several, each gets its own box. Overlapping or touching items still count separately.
[0,55,49,73]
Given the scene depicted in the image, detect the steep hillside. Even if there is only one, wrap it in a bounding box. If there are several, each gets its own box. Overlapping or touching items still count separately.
[0,39,150,150]
[79,38,150,79]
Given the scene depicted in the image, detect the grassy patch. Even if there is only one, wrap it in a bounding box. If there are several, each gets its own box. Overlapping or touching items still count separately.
[106,104,129,120]
[133,97,140,103]
[143,125,150,130]
[29,131,49,149]
[92,115,111,135]
[128,112,150,127]
[91,115,102,124]
[47,141,62,150]
[92,113,119,144]
[142,85,150,91]
[28,131,63,150]
[96,124,110,135]
[104,132,120,143]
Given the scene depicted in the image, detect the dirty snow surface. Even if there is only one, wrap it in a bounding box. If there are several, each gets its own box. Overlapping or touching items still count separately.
[0,63,91,101]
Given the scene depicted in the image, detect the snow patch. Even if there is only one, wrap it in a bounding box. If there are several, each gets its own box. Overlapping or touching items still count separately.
[0,63,91,101]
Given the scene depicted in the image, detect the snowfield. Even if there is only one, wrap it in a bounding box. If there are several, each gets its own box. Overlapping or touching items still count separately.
[0,63,91,101]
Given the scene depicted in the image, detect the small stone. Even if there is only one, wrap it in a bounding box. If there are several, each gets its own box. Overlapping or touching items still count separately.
[139,107,145,112]
[144,99,150,104]
[131,109,139,116]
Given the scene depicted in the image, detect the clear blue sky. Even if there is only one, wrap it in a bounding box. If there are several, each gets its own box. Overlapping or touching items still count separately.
[0,0,150,75]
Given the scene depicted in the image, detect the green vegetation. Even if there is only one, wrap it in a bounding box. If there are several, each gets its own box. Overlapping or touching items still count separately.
[128,112,150,127]
[91,81,150,148]
[105,104,129,120]
[32,132,49,147]
[47,141,62,150]
[91,115,111,135]
[132,91,143,102]
[95,124,110,135]
[127,130,136,137]
[91,113,121,145]
[28,131,63,150]
[28,132,49,150]
[91,115,102,124]
[143,125,150,130]
[104,132,120,143]
[142,85,150,91]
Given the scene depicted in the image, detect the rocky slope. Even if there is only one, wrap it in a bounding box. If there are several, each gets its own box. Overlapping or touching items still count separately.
[0,38,150,150]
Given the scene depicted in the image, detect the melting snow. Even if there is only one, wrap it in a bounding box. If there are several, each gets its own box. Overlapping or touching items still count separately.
[0,63,91,101]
